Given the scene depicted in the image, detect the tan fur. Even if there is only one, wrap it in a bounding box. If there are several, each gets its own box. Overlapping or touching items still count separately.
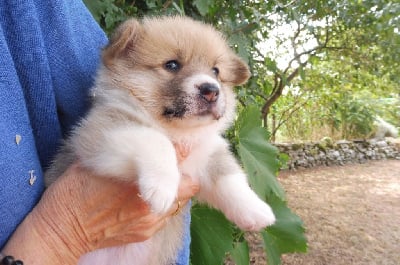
[46,16,275,265]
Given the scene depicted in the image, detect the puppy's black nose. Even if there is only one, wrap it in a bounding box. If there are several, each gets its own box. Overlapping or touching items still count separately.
[198,83,219,102]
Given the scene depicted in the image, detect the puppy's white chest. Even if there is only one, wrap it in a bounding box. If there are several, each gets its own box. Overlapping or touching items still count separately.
[174,136,221,180]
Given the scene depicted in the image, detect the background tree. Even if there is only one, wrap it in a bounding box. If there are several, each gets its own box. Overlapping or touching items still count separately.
[260,0,399,141]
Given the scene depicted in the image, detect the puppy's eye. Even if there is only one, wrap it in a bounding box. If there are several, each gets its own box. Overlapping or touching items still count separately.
[165,60,181,72]
[212,67,219,76]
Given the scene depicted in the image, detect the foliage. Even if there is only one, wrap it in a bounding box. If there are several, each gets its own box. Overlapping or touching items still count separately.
[190,205,233,265]
[236,106,307,263]
[276,57,399,141]
[262,193,307,265]
[279,0,399,141]
[236,106,284,199]
[191,106,307,265]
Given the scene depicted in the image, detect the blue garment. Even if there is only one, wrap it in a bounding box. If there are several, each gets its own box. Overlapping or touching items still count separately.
[0,1,190,264]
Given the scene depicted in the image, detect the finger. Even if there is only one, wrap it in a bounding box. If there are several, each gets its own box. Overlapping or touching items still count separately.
[177,174,199,201]
[161,174,199,217]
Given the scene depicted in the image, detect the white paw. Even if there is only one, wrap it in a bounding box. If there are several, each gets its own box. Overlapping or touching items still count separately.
[138,170,180,214]
[230,198,276,231]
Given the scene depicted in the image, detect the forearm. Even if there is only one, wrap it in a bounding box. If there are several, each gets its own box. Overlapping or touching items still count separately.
[2,211,77,265]
[2,204,85,265]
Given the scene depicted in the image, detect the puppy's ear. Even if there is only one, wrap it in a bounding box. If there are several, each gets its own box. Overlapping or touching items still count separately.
[224,55,251,86]
[102,19,141,66]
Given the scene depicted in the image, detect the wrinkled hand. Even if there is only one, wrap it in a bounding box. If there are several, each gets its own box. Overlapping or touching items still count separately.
[4,163,199,265]
[68,164,198,250]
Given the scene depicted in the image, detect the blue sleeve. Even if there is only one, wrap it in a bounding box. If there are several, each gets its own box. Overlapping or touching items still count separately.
[0,0,106,248]
[175,202,192,265]
[0,2,191,264]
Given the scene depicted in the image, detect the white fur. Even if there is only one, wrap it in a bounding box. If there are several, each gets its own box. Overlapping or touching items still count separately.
[208,173,275,230]
[76,122,275,265]
[79,240,152,265]
[47,16,278,265]
[72,87,276,264]
[179,136,275,230]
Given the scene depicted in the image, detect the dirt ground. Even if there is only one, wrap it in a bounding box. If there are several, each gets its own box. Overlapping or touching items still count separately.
[234,160,400,265]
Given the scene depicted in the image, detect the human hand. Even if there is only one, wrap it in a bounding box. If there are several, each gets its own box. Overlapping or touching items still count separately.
[3,163,199,265]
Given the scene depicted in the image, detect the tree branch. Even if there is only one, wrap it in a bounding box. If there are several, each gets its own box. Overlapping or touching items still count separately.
[272,98,312,136]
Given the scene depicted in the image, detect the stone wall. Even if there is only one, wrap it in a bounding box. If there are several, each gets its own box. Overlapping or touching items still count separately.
[275,138,400,170]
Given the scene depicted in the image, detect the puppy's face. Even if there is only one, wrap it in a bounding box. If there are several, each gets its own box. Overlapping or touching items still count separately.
[102,16,250,130]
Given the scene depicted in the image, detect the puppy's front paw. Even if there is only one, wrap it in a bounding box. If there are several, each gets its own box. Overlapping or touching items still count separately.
[138,170,180,214]
[230,198,276,231]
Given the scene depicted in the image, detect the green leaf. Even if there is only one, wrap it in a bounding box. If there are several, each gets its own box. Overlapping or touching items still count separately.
[190,204,233,265]
[278,152,289,170]
[172,1,185,16]
[193,0,214,16]
[230,241,250,265]
[82,0,109,22]
[237,106,285,200]
[265,57,278,72]
[228,34,250,63]
[262,193,308,265]
[235,106,307,264]
[145,0,157,9]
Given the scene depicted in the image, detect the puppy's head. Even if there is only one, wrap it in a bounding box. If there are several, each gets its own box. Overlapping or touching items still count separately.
[102,16,250,130]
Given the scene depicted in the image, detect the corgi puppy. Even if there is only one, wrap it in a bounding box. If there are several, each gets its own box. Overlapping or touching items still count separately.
[46,16,275,265]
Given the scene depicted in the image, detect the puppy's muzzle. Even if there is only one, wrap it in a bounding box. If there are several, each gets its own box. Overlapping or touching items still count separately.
[198,83,219,103]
